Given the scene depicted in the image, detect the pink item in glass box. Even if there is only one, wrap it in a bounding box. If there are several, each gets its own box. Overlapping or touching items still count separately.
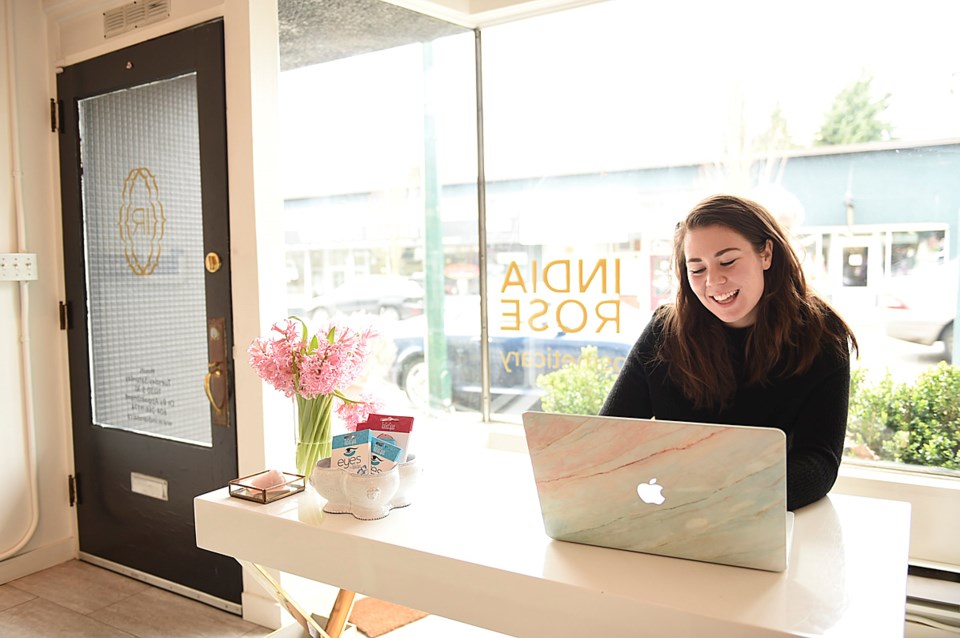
[358,414,413,463]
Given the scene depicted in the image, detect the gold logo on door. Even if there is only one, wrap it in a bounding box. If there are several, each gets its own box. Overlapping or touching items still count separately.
[119,167,166,276]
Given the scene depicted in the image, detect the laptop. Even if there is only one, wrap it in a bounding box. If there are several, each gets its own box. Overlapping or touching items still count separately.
[521,411,794,572]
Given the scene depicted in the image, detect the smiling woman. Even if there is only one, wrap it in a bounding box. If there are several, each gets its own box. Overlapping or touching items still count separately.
[601,195,859,511]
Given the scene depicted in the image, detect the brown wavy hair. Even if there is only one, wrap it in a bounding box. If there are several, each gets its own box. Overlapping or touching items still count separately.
[659,194,858,410]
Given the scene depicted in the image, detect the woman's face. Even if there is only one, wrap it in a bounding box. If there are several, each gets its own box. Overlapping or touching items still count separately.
[683,224,772,328]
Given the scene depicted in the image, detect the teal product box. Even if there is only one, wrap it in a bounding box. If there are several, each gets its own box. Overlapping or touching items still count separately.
[370,437,403,474]
[331,429,371,475]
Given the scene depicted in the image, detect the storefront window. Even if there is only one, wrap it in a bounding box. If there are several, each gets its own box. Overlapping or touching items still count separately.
[842,247,869,287]
[280,0,960,478]
[278,1,478,415]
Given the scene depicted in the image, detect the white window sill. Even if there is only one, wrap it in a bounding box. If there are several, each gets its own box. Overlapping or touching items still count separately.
[835,461,960,568]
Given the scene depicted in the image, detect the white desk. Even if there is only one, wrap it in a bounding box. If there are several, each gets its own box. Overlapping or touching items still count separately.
[195,424,911,637]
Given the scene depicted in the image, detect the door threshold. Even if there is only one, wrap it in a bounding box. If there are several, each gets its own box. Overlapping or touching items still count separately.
[79,552,241,615]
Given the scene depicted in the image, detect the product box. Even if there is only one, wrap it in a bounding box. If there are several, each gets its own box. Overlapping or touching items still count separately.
[331,429,372,475]
[370,437,403,474]
[358,414,414,463]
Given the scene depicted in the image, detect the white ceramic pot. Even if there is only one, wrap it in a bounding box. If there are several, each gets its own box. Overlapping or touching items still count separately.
[391,453,419,508]
[341,467,400,520]
[310,454,421,520]
[311,458,350,514]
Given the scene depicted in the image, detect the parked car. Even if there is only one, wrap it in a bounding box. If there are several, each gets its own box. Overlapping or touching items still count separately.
[302,275,424,324]
[881,261,957,363]
[388,297,640,413]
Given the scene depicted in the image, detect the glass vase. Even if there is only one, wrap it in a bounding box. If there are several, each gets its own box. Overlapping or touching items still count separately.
[294,394,333,477]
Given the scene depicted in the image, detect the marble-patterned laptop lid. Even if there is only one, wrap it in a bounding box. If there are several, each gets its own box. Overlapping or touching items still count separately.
[521,411,789,572]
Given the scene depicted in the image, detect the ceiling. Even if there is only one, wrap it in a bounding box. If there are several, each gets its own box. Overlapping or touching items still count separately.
[278,0,469,71]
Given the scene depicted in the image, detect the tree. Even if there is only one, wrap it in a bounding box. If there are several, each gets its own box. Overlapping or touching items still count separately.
[753,103,797,152]
[815,72,892,145]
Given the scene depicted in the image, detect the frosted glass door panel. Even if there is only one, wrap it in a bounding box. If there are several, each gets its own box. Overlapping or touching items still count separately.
[79,73,211,446]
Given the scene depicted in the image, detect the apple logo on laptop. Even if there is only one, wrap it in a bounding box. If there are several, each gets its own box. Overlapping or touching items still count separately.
[637,478,666,505]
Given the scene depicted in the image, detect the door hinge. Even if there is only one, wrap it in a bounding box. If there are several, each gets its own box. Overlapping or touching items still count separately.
[68,474,79,507]
[50,98,63,133]
[59,301,71,330]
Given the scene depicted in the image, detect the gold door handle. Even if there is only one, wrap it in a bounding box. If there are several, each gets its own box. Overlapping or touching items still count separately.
[204,363,225,415]
[207,317,229,426]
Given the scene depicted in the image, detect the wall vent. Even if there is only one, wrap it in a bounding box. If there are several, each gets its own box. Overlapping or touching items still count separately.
[103,0,170,39]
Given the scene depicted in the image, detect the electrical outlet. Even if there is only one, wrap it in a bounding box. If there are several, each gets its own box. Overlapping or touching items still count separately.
[0,253,38,281]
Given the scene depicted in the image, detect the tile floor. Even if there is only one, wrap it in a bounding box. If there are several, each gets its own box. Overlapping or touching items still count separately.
[2,559,955,637]
[907,620,960,638]
[0,560,503,638]
[0,560,272,638]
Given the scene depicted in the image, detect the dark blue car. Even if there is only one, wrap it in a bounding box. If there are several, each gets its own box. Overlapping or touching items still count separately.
[388,299,639,413]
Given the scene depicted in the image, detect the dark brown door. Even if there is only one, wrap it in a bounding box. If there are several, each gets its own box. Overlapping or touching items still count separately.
[57,20,240,604]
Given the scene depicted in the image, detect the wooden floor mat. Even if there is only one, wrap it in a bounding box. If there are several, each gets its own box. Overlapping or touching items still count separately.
[350,597,429,637]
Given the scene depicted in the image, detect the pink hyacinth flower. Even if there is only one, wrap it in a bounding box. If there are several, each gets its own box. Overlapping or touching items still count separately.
[337,394,384,432]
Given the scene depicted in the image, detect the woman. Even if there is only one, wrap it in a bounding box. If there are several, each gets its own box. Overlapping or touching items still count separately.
[601,194,858,510]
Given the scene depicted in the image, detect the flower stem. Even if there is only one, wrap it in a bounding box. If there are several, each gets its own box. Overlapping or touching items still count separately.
[294,394,334,477]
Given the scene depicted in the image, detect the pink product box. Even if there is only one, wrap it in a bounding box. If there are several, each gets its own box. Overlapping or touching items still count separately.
[370,437,403,474]
[331,429,372,475]
[358,414,414,463]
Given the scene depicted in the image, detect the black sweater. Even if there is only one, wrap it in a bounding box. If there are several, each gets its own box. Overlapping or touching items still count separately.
[600,308,851,510]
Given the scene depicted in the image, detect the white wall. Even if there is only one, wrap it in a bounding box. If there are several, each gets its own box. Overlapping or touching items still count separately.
[0,0,76,581]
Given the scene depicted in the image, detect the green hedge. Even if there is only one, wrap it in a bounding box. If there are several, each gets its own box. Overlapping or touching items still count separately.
[847,362,960,469]
[535,346,618,415]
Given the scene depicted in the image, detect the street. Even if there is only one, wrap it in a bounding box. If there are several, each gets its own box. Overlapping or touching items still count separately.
[842,308,949,385]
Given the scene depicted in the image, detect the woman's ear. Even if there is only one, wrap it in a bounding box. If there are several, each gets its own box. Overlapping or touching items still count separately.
[761,239,773,270]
